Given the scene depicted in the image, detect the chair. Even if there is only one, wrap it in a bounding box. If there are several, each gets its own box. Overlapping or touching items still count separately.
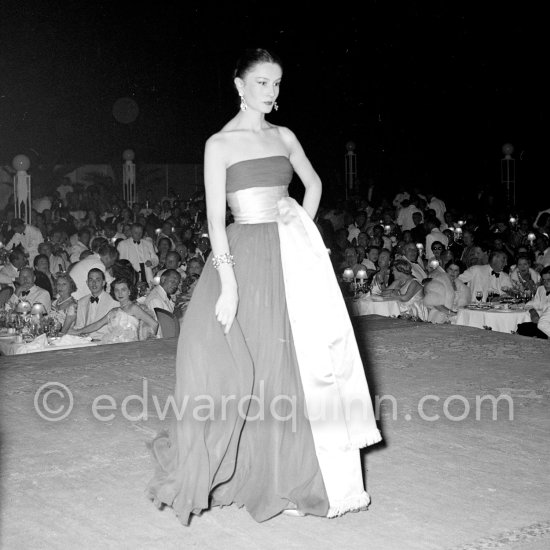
[154,307,180,339]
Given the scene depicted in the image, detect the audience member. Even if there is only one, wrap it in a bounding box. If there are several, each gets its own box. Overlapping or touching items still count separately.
[69,243,117,300]
[33,254,55,299]
[5,218,43,264]
[425,216,449,259]
[380,258,427,319]
[459,251,512,301]
[73,268,120,340]
[8,267,52,313]
[50,273,78,334]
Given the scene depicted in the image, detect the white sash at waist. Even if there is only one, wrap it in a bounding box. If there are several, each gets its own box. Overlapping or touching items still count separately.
[227,186,288,224]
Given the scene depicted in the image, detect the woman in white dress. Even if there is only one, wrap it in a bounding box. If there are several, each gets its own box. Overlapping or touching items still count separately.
[381,258,427,319]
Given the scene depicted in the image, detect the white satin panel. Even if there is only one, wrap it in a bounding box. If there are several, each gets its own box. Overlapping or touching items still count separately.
[275,195,382,516]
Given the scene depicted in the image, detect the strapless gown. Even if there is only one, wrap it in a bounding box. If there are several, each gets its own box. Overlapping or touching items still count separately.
[146,156,382,525]
[101,309,140,344]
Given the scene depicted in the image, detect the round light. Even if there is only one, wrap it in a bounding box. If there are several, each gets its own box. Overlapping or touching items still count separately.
[153,275,161,286]
[416,243,424,249]
[356,268,368,280]
[429,259,440,269]
[15,300,32,314]
[457,220,465,227]
[112,97,139,124]
[509,217,517,224]
[342,268,354,282]
[527,232,536,240]
[345,141,356,152]
[12,154,30,172]
[31,303,47,315]
[502,143,514,156]
[122,149,135,161]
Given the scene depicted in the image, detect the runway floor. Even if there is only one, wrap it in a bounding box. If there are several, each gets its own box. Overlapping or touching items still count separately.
[1,316,549,550]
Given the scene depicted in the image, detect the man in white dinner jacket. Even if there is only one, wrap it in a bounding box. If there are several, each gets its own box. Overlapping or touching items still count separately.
[459,251,512,301]
[69,241,117,300]
[5,218,43,265]
[401,242,428,283]
[525,266,550,314]
[8,267,51,313]
[425,191,447,225]
[117,223,159,286]
[74,268,118,340]
[145,269,181,338]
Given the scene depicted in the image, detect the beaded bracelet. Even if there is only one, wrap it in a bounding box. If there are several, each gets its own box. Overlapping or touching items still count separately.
[212,253,235,269]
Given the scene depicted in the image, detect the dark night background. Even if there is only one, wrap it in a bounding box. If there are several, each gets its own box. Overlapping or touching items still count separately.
[0,1,546,208]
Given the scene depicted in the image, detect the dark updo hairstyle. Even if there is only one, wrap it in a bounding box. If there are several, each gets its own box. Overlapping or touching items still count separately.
[444,259,467,274]
[111,259,138,286]
[233,48,283,81]
[110,277,138,302]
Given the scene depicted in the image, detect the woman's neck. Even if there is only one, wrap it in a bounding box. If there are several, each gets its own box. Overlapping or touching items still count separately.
[232,111,267,132]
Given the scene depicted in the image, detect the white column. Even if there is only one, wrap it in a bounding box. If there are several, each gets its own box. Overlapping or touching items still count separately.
[344,141,357,200]
[12,154,31,224]
[501,143,515,208]
[122,149,136,207]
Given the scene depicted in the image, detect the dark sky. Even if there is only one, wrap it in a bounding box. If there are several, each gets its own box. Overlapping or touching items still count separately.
[0,1,545,198]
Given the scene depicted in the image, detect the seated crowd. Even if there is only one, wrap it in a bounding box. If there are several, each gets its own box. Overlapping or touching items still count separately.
[1,180,550,343]
[0,188,208,344]
[320,188,550,339]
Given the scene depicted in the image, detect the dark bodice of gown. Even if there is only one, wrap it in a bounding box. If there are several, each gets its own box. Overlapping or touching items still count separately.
[226,156,293,224]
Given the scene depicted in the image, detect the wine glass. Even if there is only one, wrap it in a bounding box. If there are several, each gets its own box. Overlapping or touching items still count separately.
[475,291,483,303]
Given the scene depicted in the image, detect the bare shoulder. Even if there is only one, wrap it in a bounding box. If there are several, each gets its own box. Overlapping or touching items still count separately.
[275,125,298,143]
[205,131,234,165]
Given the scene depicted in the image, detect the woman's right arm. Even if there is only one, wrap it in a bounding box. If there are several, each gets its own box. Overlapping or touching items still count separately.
[70,309,112,335]
[204,136,238,335]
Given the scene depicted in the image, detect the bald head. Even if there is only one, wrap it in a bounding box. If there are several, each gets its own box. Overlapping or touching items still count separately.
[17,267,35,289]
[160,269,181,296]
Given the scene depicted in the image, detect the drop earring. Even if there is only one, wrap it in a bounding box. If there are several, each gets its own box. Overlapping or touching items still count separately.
[239,94,247,112]
[273,101,279,111]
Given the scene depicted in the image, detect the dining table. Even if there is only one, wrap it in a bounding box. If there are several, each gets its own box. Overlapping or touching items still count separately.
[454,302,531,334]
[0,332,99,356]
[346,294,402,318]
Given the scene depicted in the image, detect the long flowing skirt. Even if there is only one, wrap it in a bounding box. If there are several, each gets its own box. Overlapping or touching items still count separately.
[146,222,329,524]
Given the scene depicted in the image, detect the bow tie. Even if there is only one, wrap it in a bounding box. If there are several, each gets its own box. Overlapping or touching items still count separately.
[21,290,30,296]
[491,270,500,278]
[90,296,99,304]
[133,240,141,245]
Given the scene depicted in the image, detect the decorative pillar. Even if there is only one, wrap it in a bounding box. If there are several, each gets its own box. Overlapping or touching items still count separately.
[12,154,31,224]
[501,143,515,208]
[344,141,357,200]
[122,149,136,207]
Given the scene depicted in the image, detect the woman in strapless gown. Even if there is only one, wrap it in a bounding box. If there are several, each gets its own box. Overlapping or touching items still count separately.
[146,48,381,526]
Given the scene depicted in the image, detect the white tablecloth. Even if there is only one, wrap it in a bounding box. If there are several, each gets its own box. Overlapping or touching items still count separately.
[455,306,531,334]
[346,296,402,317]
[0,333,99,356]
